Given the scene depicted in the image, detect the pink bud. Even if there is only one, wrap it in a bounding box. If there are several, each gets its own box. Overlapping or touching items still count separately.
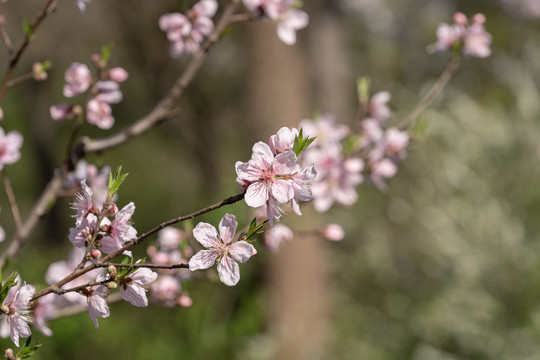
[4,348,15,360]
[321,224,345,241]
[472,13,486,24]
[453,12,467,26]
[107,67,129,82]
[50,103,73,121]
[90,249,102,259]
[178,294,193,307]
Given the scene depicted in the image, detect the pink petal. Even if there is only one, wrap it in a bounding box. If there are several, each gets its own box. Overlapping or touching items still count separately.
[189,250,219,270]
[271,179,294,203]
[218,213,237,244]
[273,150,297,175]
[228,241,256,263]
[217,256,240,286]
[120,283,148,307]
[192,222,220,248]
[245,181,269,208]
[130,268,158,285]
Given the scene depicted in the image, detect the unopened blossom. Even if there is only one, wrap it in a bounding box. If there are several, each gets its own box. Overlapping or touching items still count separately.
[63,62,92,97]
[106,67,129,82]
[189,214,256,286]
[268,126,297,155]
[86,99,114,130]
[159,0,218,57]
[0,128,22,171]
[92,81,123,104]
[120,268,158,307]
[0,283,35,346]
[320,223,345,241]
[87,285,110,328]
[50,103,74,121]
[264,223,293,252]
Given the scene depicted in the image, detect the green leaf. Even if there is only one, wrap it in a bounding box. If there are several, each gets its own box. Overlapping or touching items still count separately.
[292,128,316,157]
[0,272,18,303]
[107,166,129,197]
[100,43,114,63]
[16,336,42,359]
[412,116,428,136]
[356,76,371,103]
[244,219,268,242]
[22,19,35,40]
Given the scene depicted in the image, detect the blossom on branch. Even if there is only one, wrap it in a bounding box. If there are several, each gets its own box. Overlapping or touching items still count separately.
[0,283,35,347]
[428,12,492,58]
[243,0,309,45]
[120,268,158,307]
[159,0,218,58]
[0,127,23,170]
[189,214,256,286]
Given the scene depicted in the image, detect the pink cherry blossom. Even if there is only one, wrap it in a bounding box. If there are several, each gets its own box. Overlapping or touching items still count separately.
[86,99,114,130]
[368,91,392,122]
[268,127,298,155]
[92,81,123,104]
[107,67,129,82]
[87,285,110,328]
[189,214,256,286]
[263,223,293,252]
[276,8,309,45]
[236,142,296,206]
[299,113,349,146]
[0,283,35,346]
[0,127,23,170]
[157,227,185,251]
[63,62,92,97]
[100,202,137,254]
[159,0,218,58]
[120,268,158,307]
[150,275,182,307]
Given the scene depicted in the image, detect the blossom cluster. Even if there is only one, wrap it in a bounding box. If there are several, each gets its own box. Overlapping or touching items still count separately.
[159,0,218,58]
[0,280,34,347]
[50,54,128,129]
[428,12,492,58]
[235,127,317,226]
[243,0,309,45]
[146,227,194,307]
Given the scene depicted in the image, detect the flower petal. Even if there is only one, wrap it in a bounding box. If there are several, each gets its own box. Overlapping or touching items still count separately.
[192,222,220,248]
[218,213,238,244]
[228,241,256,263]
[217,256,240,286]
[120,283,148,307]
[189,250,219,270]
[245,182,269,208]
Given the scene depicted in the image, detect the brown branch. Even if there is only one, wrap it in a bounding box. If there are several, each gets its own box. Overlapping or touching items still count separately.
[2,169,22,231]
[0,15,13,54]
[73,0,241,159]
[31,190,245,301]
[398,56,460,130]
[6,72,34,88]
[102,262,189,270]
[0,0,58,104]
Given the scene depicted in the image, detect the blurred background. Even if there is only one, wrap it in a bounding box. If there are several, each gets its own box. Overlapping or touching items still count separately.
[1,0,540,359]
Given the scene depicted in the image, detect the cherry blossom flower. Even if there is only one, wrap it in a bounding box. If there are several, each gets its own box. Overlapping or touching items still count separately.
[189,214,256,286]
[263,224,293,252]
[100,202,137,254]
[86,99,114,130]
[92,81,123,104]
[64,161,111,208]
[150,275,182,307]
[368,91,392,122]
[159,0,218,58]
[157,227,185,251]
[0,283,35,346]
[87,285,110,328]
[428,12,492,58]
[63,62,92,97]
[0,127,23,170]
[120,268,158,307]
[299,113,349,146]
[243,0,309,45]
[236,142,299,224]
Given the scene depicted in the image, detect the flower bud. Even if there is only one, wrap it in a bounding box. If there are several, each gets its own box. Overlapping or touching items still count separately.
[4,348,15,360]
[453,12,467,26]
[320,224,345,242]
[107,67,128,82]
[107,265,118,279]
[32,62,48,81]
[106,281,117,289]
[177,294,193,307]
[89,249,102,259]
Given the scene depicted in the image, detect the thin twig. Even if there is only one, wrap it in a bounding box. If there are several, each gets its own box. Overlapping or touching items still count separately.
[398,56,460,130]
[6,72,33,88]
[31,190,245,301]
[0,0,58,104]
[73,0,242,158]
[102,262,190,270]
[1,169,22,231]
[0,15,13,54]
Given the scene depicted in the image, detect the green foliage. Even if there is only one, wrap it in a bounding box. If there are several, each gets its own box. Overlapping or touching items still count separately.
[292,128,316,157]
[100,43,114,64]
[243,218,267,243]
[0,272,18,304]
[21,19,35,40]
[107,166,129,198]
[16,337,41,359]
